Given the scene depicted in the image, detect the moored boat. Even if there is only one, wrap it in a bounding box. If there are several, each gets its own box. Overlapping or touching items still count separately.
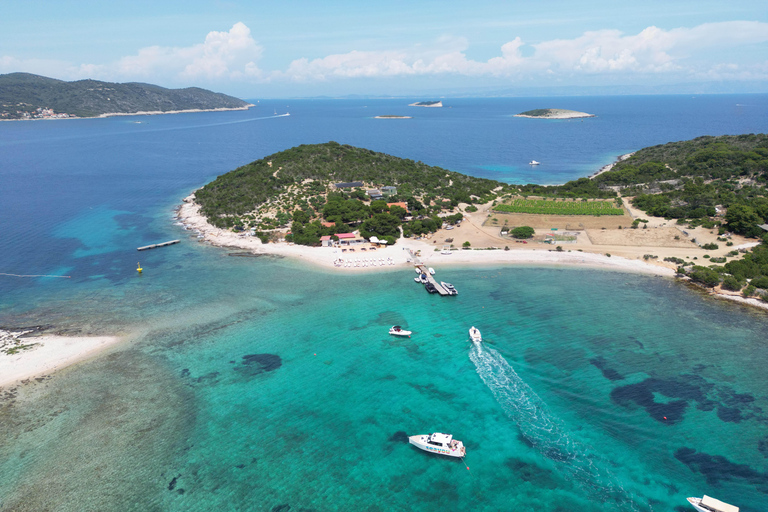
[687,496,738,512]
[441,282,458,295]
[469,326,482,343]
[409,432,465,458]
[425,282,438,293]
[389,325,412,337]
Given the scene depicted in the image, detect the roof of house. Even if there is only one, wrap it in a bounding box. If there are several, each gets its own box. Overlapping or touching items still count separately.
[320,235,332,241]
[320,221,336,227]
[336,233,357,239]
[335,181,364,188]
[387,202,408,211]
[382,186,397,190]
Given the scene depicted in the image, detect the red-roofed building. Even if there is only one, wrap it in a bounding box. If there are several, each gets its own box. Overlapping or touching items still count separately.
[387,202,408,212]
[321,221,336,228]
[320,235,333,247]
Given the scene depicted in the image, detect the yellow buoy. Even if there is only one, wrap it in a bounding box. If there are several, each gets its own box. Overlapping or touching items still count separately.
[137,262,143,273]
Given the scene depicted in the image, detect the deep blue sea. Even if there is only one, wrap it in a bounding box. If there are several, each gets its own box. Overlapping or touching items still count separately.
[1,96,768,511]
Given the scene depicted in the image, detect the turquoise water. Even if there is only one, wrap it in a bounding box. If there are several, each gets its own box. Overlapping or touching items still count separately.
[2,262,768,511]
[2,97,768,511]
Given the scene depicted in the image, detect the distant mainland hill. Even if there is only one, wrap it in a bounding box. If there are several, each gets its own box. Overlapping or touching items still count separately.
[0,72,252,120]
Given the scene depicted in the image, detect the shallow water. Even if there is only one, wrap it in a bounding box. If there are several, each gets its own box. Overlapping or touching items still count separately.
[1,97,768,511]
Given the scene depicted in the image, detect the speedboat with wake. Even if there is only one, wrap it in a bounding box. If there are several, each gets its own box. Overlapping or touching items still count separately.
[687,496,738,512]
[389,325,412,337]
[469,326,482,343]
[409,432,465,458]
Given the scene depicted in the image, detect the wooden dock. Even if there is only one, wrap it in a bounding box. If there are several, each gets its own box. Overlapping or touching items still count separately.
[415,264,450,296]
[137,240,180,251]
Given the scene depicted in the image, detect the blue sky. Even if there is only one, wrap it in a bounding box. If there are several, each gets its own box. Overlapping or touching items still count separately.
[2,0,767,98]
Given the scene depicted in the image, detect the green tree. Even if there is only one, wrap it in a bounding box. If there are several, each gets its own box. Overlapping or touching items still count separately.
[511,226,535,239]
[725,204,763,236]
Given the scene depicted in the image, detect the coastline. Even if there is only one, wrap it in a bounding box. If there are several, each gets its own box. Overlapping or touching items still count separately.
[176,194,674,278]
[0,329,123,388]
[177,193,768,313]
[590,152,636,179]
[0,104,254,122]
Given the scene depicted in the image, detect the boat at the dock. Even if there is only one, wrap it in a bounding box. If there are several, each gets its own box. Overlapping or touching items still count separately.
[425,282,438,294]
[441,282,458,295]
[469,326,482,343]
[428,267,435,275]
[687,496,738,512]
[409,432,465,458]
[389,325,412,337]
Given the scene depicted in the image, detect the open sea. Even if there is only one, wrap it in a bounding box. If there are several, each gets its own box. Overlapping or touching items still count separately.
[1,96,768,511]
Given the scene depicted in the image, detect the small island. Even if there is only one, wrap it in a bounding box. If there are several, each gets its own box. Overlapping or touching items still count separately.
[409,101,443,107]
[514,108,594,119]
[374,115,412,119]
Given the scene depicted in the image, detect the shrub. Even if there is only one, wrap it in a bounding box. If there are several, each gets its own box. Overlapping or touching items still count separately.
[463,241,471,248]
[701,243,719,250]
[743,285,756,297]
[750,276,768,289]
[722,276,742,291]
[511,226,535,239]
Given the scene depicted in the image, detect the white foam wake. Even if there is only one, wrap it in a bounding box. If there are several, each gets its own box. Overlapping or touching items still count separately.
[469,344,639,510]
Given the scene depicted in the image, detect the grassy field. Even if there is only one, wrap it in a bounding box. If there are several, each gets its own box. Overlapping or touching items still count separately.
[493,198,624,216]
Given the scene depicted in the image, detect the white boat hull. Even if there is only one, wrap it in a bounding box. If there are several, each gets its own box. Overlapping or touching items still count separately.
[469,326,482,344]
[409,435,465,458]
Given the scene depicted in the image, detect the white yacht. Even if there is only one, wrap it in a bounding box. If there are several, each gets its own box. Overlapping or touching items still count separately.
[441,282,458,295]
[687,496,738,512]
[389,325,412,337]
[409,432,465,458]
[529,160,540,165]
[469,326,482,343]
[428,267,436,275]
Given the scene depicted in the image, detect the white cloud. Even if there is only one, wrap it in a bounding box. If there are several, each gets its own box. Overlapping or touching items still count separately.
[113,22,264,81]
[277,21,768,82]
[2,20,767,92]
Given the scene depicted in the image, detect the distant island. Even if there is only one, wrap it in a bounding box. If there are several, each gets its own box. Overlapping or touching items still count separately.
[374,115,412,119]
[409,101,443,107]
[0,72,252,120]
[514,108,594,119]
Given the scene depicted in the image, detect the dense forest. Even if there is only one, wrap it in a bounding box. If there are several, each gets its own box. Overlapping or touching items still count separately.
[595,134,768,236]
[195,142,500,245]
[0,73,250,118]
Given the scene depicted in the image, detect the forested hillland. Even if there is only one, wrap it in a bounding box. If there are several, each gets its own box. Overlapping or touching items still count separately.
[0,73,251,119]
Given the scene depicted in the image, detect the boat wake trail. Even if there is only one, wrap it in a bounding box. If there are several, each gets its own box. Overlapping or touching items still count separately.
[469,344,639,510]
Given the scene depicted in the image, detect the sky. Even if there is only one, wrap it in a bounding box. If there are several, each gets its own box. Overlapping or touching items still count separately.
[1,0,767,98]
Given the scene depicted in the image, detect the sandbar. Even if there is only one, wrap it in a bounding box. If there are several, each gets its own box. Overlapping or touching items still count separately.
[0,329,122,388]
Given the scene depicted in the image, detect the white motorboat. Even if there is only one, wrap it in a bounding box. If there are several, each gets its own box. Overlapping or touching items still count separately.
[428,267,435,275]
[529,160,540,165]
[441,282,458,295]
[409,432,465,458]
[469,326,482,343]
[687,496,738,512]
[389,325,412,337]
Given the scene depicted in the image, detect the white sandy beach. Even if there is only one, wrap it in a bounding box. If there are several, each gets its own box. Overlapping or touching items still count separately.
[0,329,122,388]
[176,194,674,277]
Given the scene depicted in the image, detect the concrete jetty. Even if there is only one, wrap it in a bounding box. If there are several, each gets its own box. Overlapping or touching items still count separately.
[137,240,180,251]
